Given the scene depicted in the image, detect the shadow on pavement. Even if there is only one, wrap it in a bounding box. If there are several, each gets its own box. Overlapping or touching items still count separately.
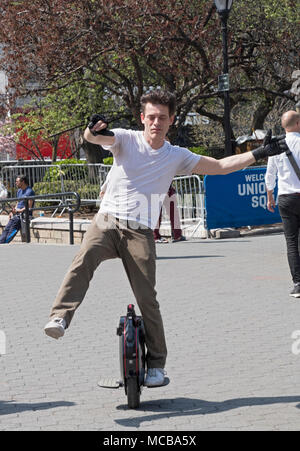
[115,395,300,427]
[0,400,75,415]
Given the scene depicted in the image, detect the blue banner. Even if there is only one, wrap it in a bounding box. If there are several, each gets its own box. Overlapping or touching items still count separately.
[204,167,281,230]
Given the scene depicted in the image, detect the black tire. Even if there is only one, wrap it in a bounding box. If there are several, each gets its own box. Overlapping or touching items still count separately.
[127,378,140,409]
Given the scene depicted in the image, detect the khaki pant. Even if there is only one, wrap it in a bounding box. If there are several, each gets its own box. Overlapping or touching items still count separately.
[50,213,167,368]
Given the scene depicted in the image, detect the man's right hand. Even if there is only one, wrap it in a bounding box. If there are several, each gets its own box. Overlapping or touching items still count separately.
[87,114,114,137]
[267,193,276,213]
[9,207,15,218]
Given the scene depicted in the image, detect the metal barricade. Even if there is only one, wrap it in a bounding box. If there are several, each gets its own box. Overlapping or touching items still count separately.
[1,163,112,202]
[161,174,205,237]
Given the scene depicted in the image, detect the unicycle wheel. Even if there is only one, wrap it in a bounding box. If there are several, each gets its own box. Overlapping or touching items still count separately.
[127,378,140,409]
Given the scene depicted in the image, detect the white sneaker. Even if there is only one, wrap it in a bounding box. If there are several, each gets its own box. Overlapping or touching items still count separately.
[44,317,66,339]
[144,368,165,387]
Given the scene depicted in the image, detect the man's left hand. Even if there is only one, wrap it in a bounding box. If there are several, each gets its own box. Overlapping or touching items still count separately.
[264,138,289,157]
[252,130,288,161]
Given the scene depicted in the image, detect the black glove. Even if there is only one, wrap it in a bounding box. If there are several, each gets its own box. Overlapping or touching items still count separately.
[263,129,286,146]
[87,114,114,137]
[252,129,288,161]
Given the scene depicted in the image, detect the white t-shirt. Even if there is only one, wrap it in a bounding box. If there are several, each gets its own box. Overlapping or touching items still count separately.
[265,132,300,194]
[99,129,201,229]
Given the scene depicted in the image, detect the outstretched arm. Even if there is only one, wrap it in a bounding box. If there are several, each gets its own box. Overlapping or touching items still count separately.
[193,152,255,175]
[193,135,288,175]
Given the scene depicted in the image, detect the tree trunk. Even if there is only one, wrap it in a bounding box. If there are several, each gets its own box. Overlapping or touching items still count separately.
[251,95,275,132]
[81,139,111,164]
[51,136,59,162]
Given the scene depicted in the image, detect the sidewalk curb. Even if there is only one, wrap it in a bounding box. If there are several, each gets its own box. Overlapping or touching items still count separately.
[209,224,283,239]
[240,225,283,237]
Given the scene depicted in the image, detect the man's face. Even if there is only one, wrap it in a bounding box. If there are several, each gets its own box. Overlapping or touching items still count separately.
[15,177,22,189]
[141,103,174,141]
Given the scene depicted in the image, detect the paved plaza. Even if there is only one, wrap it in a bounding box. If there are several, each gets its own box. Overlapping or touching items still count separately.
[1,232,300,431]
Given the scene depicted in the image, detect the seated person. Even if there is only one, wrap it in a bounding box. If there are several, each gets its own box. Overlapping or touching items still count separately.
[0,175,34,244]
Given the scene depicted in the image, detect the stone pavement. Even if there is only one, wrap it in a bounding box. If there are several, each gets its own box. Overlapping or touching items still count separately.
[1,233,300,431]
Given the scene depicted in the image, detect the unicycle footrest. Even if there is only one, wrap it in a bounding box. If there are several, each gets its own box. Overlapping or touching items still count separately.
[97,378,123,389]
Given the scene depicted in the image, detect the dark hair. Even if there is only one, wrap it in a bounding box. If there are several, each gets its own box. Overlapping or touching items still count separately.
[17,174,29,185]
[140,89,176,116]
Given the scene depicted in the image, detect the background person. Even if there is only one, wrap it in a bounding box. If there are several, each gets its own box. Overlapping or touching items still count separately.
[266,110,300,297]
[0,175,34,244]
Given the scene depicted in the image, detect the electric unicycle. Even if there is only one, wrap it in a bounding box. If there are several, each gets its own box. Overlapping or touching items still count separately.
[98,304,170,409]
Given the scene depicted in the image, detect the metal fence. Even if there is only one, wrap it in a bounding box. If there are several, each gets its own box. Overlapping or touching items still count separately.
[1,163,111,202]
[161,174,205,236]
[0,163,206,234]
[0,159,52,172]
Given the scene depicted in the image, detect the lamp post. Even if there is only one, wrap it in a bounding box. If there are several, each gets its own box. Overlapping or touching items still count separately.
[214,0,233,156]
